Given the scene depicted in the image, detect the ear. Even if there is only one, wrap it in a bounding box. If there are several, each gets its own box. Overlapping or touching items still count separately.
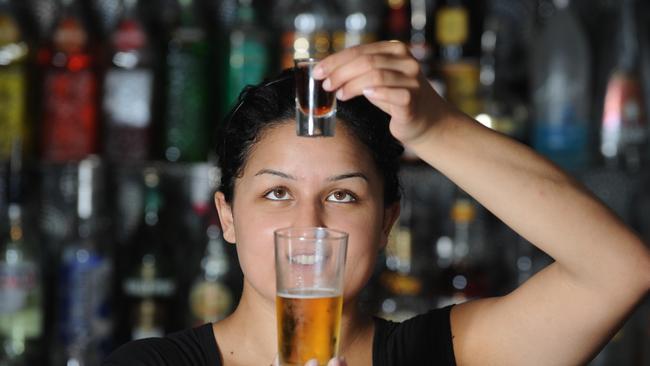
[380,201,400,250]
[214,191,236,244]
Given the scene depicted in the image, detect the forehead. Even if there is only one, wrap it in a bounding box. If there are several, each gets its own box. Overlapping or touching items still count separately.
[241,121,379,180]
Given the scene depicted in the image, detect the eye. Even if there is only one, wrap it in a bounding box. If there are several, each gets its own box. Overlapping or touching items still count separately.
[327,190,357,203]
[264,187,292,201]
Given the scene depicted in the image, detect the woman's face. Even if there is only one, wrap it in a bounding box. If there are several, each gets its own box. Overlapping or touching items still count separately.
[215,121,399,303]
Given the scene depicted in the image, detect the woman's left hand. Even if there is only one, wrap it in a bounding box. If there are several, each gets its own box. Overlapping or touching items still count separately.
[313,41,451,147]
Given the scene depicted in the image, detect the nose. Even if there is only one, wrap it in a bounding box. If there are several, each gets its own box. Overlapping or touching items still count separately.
[292,199,326,228]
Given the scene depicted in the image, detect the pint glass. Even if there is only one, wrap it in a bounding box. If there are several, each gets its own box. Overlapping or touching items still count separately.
[275,227,348,366]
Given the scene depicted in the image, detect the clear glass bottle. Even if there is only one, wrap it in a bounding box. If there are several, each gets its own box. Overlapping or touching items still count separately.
[0,141,42,365]
[531,0,591,171]
[103,0,155,162]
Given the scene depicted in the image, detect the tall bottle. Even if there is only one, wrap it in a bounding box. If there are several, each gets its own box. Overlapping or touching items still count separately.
[188,215,233,326]
[435,190,490,307]
[163,0,210,162]
[383,0,409,43]
[332,0,378,52]
[40,0,98,162]
[474,16,527,141]
[103,0,155,162]
[276,0,337,69]
[223,0,268,111]
[122,169,176,340]
[0,0,29,161]
[435,0,481,118]
[531,0,591,171]
[378,198,429,321]
[56,156,113,365]
[600,0,648,172]
[0,140,42,364]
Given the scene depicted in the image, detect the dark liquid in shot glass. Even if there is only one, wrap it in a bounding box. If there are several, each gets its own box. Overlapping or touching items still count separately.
[295,64,335,117]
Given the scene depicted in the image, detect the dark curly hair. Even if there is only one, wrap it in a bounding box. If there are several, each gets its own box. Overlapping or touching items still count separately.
[215,69,404,205]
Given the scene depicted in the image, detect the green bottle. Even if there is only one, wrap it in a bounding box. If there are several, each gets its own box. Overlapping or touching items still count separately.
[164,0,210,162]
[224,0,269,110]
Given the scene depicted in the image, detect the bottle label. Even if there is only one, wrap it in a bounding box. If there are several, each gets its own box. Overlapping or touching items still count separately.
[0,15,21,44]
[123,278,176,298]
[601,72,648,158]
[435,7,469,45]
[103,69,153,128]
[440,62,480,116]
[189,281,232,324]
[533,122,589,170]
[42,70,98,162]
[0,261,42,338]
[58,247,113,354]
[0,67,26,160]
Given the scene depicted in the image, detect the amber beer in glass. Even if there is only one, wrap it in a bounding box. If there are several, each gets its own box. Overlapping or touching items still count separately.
[275,228,348,366]
[294,59,337,137]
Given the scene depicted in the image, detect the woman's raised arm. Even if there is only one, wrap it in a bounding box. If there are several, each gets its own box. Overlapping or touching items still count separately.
[315,41,650,365]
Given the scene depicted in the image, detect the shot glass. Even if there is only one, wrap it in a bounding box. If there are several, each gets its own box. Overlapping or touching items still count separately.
[294,58,337,137]
[275,227,348,366]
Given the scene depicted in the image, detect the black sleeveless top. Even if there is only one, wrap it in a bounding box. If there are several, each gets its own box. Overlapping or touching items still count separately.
[103,305,456,366]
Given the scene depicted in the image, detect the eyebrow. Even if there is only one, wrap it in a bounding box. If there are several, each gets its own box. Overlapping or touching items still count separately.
[254,169,368,182]
[254,169,297,180]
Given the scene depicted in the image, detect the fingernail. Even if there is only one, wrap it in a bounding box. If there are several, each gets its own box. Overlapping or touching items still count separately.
[336,89,344,100]
[313,66,325,79]
[306,359,319,366]
[323,78,332,90]
[363,88,375,97]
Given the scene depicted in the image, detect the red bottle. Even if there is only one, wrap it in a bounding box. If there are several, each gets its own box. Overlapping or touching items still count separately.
[40,0,98,162]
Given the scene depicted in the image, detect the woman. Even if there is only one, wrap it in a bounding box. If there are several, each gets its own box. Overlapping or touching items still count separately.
[105,41,650,365]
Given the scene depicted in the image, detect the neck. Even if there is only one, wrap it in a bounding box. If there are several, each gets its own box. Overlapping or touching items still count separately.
[216,279,373,363]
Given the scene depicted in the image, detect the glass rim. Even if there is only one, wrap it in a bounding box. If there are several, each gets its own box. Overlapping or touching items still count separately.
[294,57,320,65]
[274,227,348,240]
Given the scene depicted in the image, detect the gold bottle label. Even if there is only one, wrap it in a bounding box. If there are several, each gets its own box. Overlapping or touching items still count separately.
[435,7,469,45]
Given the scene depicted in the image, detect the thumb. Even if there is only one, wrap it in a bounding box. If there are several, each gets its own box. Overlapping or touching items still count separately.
[327,356,347,366]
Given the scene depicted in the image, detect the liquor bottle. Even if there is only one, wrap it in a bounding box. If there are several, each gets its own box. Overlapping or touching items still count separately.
[531,0,591,171]
[56,156,113,365]
[40,0,98,162]
[223,0,269,110]
[0,140,42,364]
[188,216,233,326]
[435,0,481,117]
[435,190,490,307]
[0,0,29,161]
[600,0,648,172]
[409,0,433,78]
[163,0,210,162]
[474,15,527,141]
[383,0,409,43]
[331,0,378,52]
[378,198,429,321]
[122,168,176,340]
[277,0,337,70]
[103,0,155,162]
